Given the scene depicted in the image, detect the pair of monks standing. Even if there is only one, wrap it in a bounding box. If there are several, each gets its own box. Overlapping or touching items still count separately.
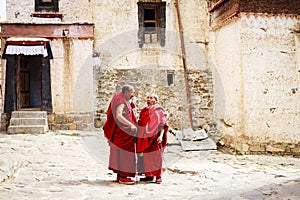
[103,85,169,184]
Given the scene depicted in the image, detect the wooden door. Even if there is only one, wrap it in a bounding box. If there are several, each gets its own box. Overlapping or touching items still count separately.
[17,55,30,109]
[16,55,42,110]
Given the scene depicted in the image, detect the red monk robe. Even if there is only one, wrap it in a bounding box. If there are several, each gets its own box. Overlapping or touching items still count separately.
[137,104,169,177]
[103,91,137,178]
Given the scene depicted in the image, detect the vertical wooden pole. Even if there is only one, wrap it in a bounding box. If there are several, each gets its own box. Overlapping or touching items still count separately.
[175,0,193,129]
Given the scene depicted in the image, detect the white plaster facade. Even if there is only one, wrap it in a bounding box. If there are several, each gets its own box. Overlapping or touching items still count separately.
[241,14,300,143]
[93,0,208,65]
[1,0,95,129]
[50,39,94,114]
[210,14,300,146]
[93,0,211,129]
[5,0,92,23]
[1,0,299,154]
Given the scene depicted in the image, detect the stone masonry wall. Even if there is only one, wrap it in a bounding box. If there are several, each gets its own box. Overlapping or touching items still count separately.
[48,112,94,131]
[0,113,8,132]
[218,135,300,157]
[94,67,213,130]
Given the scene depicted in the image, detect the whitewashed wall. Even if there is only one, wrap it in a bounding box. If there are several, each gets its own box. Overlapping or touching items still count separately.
[3,0,212,130]
[93,0,212,129]
[210,14,300,151]
[50,39,94,114]
[209,18,243,137]
[93,0,208,61]
[240,14,300,143]
[5,0,92,22]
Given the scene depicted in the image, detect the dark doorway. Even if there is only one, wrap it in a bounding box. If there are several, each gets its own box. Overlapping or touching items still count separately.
[4,40,53,114]
[16,55,42,110]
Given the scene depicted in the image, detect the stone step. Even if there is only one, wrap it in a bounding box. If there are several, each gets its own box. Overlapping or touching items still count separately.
[7,125,47,134]
[11,111,47,119]
[9,118,48,126]
[8,111,49,134]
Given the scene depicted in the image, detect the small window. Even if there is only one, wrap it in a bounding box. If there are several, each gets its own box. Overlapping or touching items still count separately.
[167,73,174,86]
[35,0,58,12]
[138,2,166,48]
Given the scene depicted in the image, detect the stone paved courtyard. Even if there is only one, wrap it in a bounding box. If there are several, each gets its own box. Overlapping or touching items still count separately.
[0,130,299,200]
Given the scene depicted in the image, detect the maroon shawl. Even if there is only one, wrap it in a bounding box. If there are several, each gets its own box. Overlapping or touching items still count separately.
[137,104,169,152]
[103,91,136,150]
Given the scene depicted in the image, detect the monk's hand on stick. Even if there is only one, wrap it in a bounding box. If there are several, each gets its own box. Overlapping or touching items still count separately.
[130,124,137,133]
[157,135,163,144]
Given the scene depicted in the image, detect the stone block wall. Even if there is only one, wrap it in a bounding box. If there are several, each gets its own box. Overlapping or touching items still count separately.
[0,112,95,132]
[0,113,8,132]
[48,112,94,131]
[188,69,214,127]
[218,135,300,157]
[94,67,214,130]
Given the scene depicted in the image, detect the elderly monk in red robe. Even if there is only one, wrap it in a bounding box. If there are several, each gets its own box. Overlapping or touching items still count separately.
[103,85,137,184]
[137,93,169,184]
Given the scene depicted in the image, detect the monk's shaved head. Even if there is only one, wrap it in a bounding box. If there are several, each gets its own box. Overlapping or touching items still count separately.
[122,85,134,93]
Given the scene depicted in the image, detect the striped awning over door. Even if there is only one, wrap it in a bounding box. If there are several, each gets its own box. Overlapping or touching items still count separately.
[4,38,52,58]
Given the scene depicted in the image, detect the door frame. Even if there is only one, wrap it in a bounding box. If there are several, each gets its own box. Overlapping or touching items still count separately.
[16,55,42,111]
[3,38,54,114]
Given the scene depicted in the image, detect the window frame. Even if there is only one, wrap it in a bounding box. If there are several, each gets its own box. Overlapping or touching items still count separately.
[35,0,59,12]
[144,7,159,44]
[138,2,166,48]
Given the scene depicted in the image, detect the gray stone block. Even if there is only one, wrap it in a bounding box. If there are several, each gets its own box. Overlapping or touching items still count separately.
[7,125,47,134]
[11,111,47,118]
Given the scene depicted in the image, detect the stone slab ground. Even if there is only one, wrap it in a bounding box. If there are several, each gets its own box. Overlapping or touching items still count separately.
[0,130,299,200]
